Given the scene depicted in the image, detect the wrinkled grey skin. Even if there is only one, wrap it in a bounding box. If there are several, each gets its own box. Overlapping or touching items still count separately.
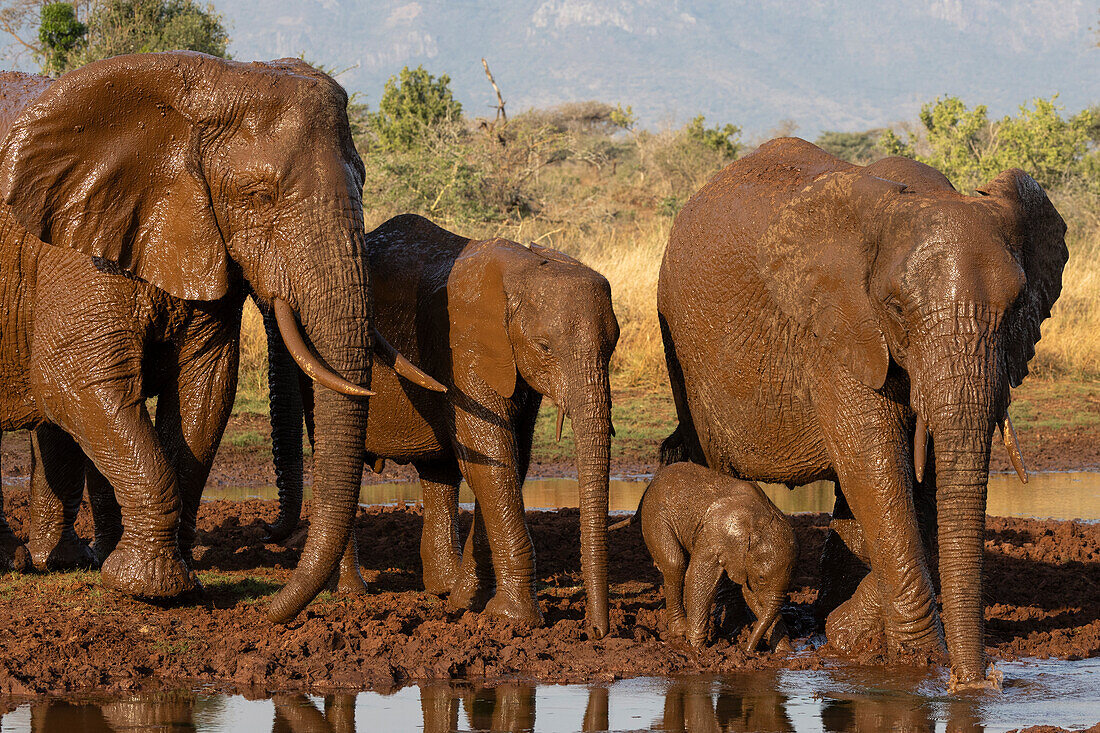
[265,214,620,637]
[658,137,1067,685]
[0,53,375,617]
[639,462,796,650]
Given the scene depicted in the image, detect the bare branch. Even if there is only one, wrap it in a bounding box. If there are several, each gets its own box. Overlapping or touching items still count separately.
[482,57,506,123]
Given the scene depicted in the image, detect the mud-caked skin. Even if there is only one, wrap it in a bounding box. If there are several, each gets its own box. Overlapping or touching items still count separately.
[657,137,1068,686]
[0,53,381,621]
[639,463,796,650]
[265,214,620,638]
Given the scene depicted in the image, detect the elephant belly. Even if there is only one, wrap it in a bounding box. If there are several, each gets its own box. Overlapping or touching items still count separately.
[363,366,448,461]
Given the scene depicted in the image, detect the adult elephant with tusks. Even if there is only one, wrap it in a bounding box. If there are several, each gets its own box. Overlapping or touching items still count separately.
[263,214,619,637]
[0,51,430,621]
[657,138,1067,688]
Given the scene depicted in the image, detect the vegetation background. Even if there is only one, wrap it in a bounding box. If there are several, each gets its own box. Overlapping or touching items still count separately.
[2,1,1098,459]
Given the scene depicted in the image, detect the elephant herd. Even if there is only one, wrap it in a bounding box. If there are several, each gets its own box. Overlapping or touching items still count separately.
[0,52,1068,690]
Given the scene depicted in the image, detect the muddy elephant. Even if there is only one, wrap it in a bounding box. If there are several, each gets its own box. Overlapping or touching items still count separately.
[657,137,1067,686]
[636,462,796,650]
[265,214,620,637]
[0,52,381,620]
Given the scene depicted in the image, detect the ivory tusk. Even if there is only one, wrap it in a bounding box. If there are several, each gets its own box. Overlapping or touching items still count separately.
[371,327,447,393]
[272,298,374,398]
[1000,413,1028,484]
[913,414,928,484]
[556,407,566,443]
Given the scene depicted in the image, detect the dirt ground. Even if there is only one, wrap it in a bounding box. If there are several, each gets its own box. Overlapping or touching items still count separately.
[0,488,1097,700]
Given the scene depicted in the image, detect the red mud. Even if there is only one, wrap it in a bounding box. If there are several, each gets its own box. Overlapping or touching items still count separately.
[0,489,1097,699]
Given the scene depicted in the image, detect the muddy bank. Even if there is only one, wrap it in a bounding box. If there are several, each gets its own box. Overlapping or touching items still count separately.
[0,491,1097,698]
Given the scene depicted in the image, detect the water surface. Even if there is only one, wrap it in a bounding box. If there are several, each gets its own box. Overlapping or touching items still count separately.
[3,659,1098,732]
[204,471,1100,521]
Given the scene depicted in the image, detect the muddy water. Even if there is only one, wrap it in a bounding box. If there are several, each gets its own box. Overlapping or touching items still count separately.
[204,471,1100,521]
[3,659,1098,732]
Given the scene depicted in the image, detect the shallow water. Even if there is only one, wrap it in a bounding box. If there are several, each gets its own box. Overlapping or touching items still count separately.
[204,471,1100,521]
[3,659,1098,732]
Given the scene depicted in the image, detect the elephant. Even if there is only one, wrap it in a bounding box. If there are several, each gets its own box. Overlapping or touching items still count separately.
[263,214,620,636]
[0,52,388,620]
[626,462,796,650]
[657,137,1067,686]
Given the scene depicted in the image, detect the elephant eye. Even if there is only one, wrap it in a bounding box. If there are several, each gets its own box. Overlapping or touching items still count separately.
[238,178,277,206]
[534,339,552,354]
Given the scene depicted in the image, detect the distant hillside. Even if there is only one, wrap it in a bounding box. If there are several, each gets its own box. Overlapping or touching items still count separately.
[6,1,1099,135]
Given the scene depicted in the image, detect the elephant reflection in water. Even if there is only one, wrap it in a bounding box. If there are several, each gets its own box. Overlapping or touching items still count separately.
[659,677,794,733]
[25,690,209,732]
[819,694,982,733]
[271,694,355,733]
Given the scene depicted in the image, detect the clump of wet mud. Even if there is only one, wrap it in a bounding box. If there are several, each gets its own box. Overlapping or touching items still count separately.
[0,490,1097,698]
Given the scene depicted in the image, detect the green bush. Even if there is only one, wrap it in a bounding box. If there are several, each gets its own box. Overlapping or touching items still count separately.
[366,66,463,152]
[38,3,86,74]
[882,95,1098,192]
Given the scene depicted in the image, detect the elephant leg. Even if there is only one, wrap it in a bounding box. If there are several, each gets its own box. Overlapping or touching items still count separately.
[59,399,196,598]
[646,520,690,639]
[683,552,724,646]
[326,530,368,595]
[86,461,122,567]
[814,484,869,628]
[416,460,463,595]
[817,382,942,657]
[0,434,31,573]
[155,318,239,565]
[449,500,496,612]
[28,424,95,571]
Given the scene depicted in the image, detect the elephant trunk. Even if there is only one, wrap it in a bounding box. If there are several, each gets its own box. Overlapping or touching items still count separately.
[919,331,1002,687]
[267,248,371,623]
[263,303,306,543]
[746,589,786,652]
[570,367,613,639]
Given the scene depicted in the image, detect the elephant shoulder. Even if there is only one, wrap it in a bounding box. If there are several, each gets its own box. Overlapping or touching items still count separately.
[862,157,955,193]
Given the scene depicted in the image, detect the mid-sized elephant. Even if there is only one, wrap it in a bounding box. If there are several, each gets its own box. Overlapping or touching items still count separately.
[0,53,392,620]
[264,214,620,637]
[632,462,796,651]
[657,137,1067,686]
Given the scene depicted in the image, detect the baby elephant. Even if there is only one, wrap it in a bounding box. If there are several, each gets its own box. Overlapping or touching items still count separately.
[636,462,797,650]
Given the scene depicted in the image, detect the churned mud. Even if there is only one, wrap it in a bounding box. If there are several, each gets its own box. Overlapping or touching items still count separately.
[0,490,1097,698]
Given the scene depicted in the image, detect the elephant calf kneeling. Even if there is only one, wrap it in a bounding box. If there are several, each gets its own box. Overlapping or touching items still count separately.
[637,463,796,651]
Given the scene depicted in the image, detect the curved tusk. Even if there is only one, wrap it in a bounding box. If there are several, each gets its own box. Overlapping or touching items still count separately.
[913,414,928,484]
[272,298,374,398]
[1000,413,1028,484]
[371,327,447,393]
[556,407,566,443]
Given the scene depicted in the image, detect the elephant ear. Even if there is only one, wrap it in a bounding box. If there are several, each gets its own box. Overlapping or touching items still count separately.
[446,240,516,398]
[0,52,229,301]
[759,171,905,390]
[977,169,1068,387]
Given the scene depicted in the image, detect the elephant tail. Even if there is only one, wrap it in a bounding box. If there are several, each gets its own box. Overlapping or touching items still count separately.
[659,424,690,466]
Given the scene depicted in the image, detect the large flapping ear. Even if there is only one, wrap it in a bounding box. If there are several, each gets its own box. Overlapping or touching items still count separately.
[0,52,229,301]
[759,171,906,390]
[446,240,516,398]
[977,169,1068,387]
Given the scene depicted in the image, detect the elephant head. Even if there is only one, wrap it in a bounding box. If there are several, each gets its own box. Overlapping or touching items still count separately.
[760,158,1067,684]
[0,52,376,621]
[449,239,620,637]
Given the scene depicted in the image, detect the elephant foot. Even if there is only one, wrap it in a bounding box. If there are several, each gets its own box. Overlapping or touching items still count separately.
[0,530,31,573]
[825,573,885,655]
[92,533,122,569]
[666,615,690,641]
[325,564,369,596]
[101,542,199,599]
[448,566,494,612]
[484,591,543,628]
[29,529,96,572]
[421,559,461,596]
